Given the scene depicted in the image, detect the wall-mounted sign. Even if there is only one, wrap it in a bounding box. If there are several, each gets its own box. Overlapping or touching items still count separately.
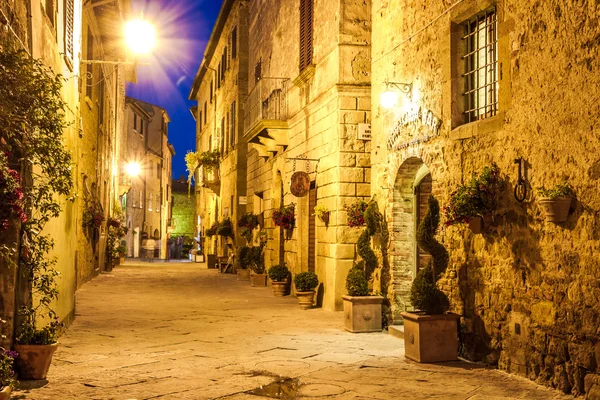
[358,123,372,140]
[290,171,310,197]
[387,106,442,151]
[239,196,247,205]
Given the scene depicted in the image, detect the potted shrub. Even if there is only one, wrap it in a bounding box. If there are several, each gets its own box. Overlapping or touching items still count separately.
[217,218,234,238]
[402,195,459,363]
[238,213,259,243]
[444,164,500,234]
[248,245,267,287]
[294,271,319,309]
[268,264,289,296]
[537,182,574,223]
[344,200,368,227]
[272,203,295,231]
[0,347,18,399]
[237,246,251,281]
[15,308,63,380]
[312,205,330,226]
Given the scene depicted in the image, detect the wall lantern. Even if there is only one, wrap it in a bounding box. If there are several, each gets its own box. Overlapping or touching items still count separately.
[380,81,413,109]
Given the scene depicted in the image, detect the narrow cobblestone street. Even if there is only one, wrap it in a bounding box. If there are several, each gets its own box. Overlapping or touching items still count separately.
[15,261,571,400]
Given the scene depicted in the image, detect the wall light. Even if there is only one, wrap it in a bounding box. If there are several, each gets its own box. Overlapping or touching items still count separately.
[380,81,413,109]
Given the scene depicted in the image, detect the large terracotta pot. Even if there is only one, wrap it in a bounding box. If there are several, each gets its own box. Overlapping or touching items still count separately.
[296,291,315,309]
[15,343,59,380]
[0,385,12,400]
[538,196,572,223]
[401,312,459,363]
[272,281,287,297]
[250,273,267,287]
[343,295,383,333]
[237,269,250,281]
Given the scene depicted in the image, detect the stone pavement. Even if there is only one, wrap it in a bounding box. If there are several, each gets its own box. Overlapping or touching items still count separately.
[15,261,572,400]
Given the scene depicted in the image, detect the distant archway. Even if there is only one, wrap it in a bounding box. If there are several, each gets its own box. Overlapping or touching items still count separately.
[390,157,430,322]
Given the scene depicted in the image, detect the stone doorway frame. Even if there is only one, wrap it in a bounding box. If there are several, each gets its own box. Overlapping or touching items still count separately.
[389,156,431,323]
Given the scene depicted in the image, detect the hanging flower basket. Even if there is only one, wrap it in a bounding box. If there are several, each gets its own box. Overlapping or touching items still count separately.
[83,202,104,229]
[217,219,234,238]
[443,164,500,233]
[272,204,295,231]
[313,205,330,226]
[238,213,259,243]
[344,201,367,227]
[205,222,219,237]
[537,182,574,223]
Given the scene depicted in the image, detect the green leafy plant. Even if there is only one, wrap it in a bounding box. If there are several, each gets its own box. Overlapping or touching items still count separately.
[0,50,74,345]
[247,245,265,274]
[344,200,368,227]
[237,246,251,269]
[0,347,18,390]
[357,202,379,280]
[272,203,295,230]
[0,151,26,232]
[312,205,330,220]
[217,219,234,238]
[410,196,450,315]
[294,271,319,292]
[536,182,573,199]
[185,150,221,186]
[346,266,369,296]
[205,222,219,237]
[238,213,259,243]
[268,264,289,282]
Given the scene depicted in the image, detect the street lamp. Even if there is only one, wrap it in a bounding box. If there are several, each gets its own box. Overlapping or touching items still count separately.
[124,20,156,55]
[125,161,142,178]
[381,81,413,109]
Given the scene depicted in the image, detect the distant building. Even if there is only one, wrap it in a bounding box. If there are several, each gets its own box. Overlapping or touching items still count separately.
[171,177,195,239]
[122,97,175,260]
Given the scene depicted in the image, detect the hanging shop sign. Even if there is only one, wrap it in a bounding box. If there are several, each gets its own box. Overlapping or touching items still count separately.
[358,123,372,140]
[290,171,310,197]
[387,106,442,151]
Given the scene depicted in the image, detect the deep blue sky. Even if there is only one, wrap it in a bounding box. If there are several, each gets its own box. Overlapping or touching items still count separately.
[126,0,223,180]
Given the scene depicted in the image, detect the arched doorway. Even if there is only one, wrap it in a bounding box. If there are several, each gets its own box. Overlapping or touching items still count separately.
[391,157,431,323]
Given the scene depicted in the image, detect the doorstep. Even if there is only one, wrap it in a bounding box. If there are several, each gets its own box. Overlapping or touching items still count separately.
[388,325,404,340]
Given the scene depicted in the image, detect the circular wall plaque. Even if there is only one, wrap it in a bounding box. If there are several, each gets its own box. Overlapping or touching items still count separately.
[290,171,310,197]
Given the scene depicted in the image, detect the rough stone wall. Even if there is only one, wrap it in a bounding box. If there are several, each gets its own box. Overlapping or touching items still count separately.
[372,0,600,396]
[246,0,372,311]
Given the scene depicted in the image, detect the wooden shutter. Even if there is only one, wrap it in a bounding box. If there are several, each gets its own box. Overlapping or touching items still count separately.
[64,0,74,61]
[299,0,314,71]
[255,61,262,83]
[231,27,237,59]
[230,101,236,148]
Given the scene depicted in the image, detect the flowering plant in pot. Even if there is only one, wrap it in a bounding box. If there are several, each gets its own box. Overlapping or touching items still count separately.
[312,205,330,226]
[344,200,368,227]
[236,246,251,281]
[248,245,267,287]
[0,346,18,398]
[294,271,319,309]
[443,163,500,233]
[268,264,289,297]
[238,213,259,243]
[403,195,458,363]
[0,152,27,231]
[343,202,384,333]
[272,203,295,231]
[536,182,574,223]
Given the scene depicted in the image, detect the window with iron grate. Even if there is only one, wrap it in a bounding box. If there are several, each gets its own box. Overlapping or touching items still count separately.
[462,8,498,124]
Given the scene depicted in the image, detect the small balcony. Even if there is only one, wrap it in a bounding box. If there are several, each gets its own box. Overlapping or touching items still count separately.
[199,165,220,193]
[244,78,290,159]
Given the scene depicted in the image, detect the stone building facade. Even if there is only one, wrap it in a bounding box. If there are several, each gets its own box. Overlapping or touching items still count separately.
[371,0,600,396]
[122,97,174,260]
[0,0,135,343]
[189,0,249,259]
[171,178,196,239]
[244,0,372,310]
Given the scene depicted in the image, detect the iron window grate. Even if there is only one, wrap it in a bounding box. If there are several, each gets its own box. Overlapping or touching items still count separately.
[462,8,498,124]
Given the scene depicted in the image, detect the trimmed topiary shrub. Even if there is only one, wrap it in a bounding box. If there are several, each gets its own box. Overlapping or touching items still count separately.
[346,266,369,296]
[238,246,250,269]
[410,195,450,315]
[294,271,318,292]
[356,202,379,281]
[248,245,265,274]
[268,264,289,282]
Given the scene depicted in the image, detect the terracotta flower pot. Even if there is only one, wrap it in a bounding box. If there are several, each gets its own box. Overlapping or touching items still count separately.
[272,281,287,297]
[538,196,572,223]
[320,212,330,226]
[15,343,59,380]
[0,385,12,400]
[468,215,491,234]
[342,295,383,333]
[237,268,250,281]
[296,291,315,309]
[250,273,267,287]
[401,312,459,363]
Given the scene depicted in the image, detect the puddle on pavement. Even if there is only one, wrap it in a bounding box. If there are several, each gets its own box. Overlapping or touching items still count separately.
[246,377,300,399]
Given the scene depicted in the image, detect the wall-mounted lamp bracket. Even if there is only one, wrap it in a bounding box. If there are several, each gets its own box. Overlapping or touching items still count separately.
[385,81,413,101]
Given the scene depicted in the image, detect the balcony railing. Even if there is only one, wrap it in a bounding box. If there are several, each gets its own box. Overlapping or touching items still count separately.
[244,77,289,133]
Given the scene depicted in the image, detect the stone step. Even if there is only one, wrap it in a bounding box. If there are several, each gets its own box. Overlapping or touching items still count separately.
[388,325,404,340]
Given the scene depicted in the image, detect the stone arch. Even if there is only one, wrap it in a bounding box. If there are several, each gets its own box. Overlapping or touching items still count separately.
[390,156,430,323]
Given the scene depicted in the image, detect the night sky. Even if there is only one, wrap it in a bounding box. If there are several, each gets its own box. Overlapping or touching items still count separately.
[126,0,223,180]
